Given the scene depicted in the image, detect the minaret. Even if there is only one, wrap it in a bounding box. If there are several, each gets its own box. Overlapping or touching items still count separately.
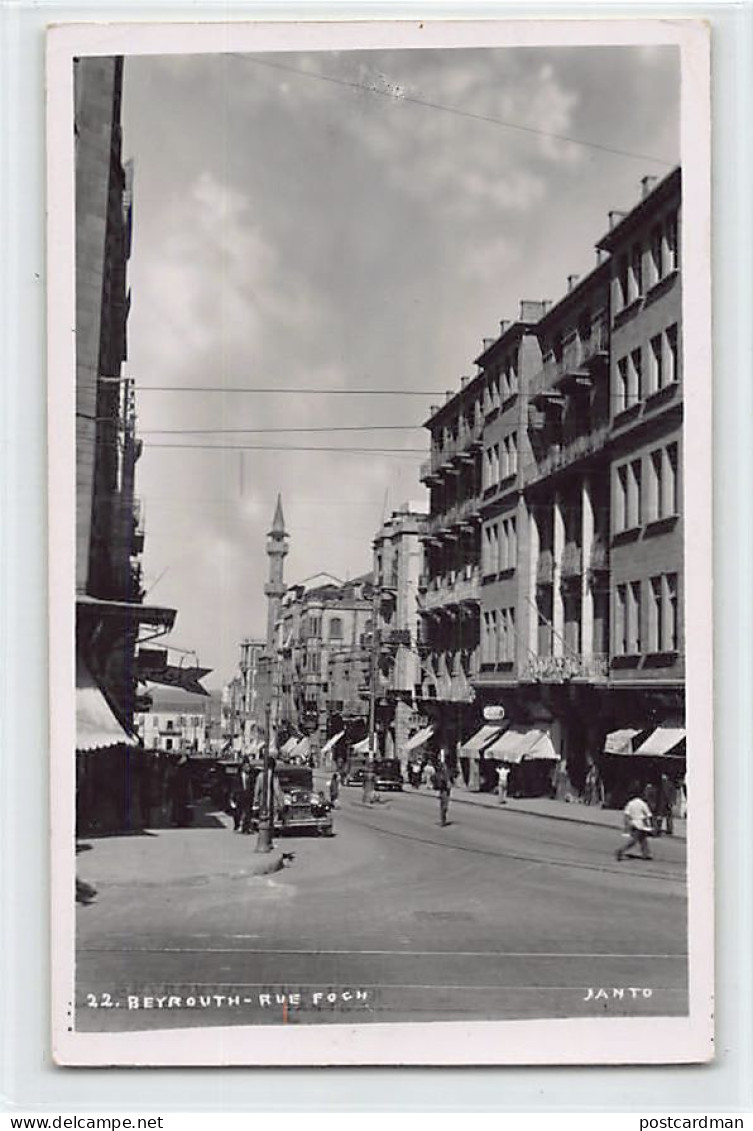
[264,494,289,652]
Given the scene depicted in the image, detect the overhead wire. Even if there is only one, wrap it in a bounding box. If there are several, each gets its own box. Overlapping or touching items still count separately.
[230,52,675,168]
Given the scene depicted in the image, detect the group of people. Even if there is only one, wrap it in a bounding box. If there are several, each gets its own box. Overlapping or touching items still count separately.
[229,756,284,835]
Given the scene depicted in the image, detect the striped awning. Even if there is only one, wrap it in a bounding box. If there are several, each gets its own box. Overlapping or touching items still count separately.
[633,727,686,757]
[485,725,558,764]
[460,724,504,756]
[76,653,136,752]
[603,728,644,755]
[321,730,345,756]
[403,725,435,754]
[351,736,371,755]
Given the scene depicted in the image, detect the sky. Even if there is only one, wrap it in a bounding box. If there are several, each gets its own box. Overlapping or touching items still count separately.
[120,44,679,689]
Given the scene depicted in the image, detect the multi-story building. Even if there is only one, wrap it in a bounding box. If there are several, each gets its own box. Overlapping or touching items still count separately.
[74,57,175,830]
[596,168,684,782]
[418,302,547,772]
[372,504,429,761]
[238,637,267,750]
[137,706,210,755]
[277,573,374,754]
[420,169,684,798]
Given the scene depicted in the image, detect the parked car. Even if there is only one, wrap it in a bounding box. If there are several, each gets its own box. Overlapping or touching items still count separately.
[374,758,404,792]
[274,766,334,836]
[343,756,369,786]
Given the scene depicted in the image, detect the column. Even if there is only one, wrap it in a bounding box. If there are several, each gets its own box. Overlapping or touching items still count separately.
[581,475,595,661]
[552,495,565,657]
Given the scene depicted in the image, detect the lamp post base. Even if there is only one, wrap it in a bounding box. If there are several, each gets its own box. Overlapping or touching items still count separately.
[255,821,274,853]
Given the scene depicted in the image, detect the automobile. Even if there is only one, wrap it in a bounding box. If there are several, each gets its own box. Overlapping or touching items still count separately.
[273,766,334,836]
[374,758,404,792]
[343,756,369,786]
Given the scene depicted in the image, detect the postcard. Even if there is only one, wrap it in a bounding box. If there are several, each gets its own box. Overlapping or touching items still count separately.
[47,16,713,1065]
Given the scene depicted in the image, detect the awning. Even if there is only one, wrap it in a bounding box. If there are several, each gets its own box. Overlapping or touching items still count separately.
[76,594,176,630]
[76,653,137,752]
[403,725,435,754]
[351,736,372,755]
[604,728,644,755]
[282,736,300,755]
[485,725,558,764]
[321,730,345,756]
[288,736,311,760]
[460,724,504,757]
[633,727,686,757]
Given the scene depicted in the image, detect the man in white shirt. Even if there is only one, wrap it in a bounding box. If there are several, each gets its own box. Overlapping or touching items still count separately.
[616,788,655,861]
[496,764,510,805]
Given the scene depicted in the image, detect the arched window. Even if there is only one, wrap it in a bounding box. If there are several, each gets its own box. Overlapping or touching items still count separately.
[329,617,343,641]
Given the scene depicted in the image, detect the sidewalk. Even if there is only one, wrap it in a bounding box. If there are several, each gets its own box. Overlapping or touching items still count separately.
[76,813,285,893]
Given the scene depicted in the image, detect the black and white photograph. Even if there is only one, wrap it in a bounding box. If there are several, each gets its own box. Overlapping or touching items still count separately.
[48,18,713,1066]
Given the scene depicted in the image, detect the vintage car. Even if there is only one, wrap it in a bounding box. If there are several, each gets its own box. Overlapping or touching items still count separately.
[374,758,404,792]
[274,766,334,836]
[343,756,369,786]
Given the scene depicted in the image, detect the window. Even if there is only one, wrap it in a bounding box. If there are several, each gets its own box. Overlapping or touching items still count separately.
[617,255,630,310]
[615,466,628,532]
[500,516,517,571]
[646,444,678,522]
[616,357,629,412]
[664,211,679,274]
[666,324,679,385]
[630,348,643,404]
[629,459,642,527]
[648,574,679,652]
[166,719,174,732]
[165,738,173,751]
[328,617,343,641]
[650,224,663,285]
[501,433,518,479]
[500,607,516,662]
[649,335,664,395]
[630,242,643,299]
[616,581,642,655]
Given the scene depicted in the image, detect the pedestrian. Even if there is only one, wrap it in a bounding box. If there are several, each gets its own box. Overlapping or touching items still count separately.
[169,754,194,827]
[422,760,435,789]
[616,786,655,861]
[435,756,452,826]
[329,769,341,808]
[496,763,510,805]
[233,756,255,834]
[657,773,677,836]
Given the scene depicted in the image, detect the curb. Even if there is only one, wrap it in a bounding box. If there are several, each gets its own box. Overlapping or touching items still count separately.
[403,788,687,840]
[78,850,286,890]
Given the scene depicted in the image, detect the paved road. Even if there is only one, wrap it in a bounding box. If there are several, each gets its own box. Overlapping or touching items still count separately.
[76,783,687,1030]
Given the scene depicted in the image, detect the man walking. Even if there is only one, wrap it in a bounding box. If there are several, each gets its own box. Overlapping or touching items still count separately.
[233,756,255,834]
[616,786,655,861]
[496,763,510,805]
[435,755,452,827]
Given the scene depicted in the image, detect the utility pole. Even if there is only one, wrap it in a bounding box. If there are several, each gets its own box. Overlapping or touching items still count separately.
[362,578,380,804]
[255,700,273,853]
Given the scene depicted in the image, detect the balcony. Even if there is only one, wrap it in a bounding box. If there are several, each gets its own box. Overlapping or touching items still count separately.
[419,418,484,483]
[536,550,554,586]
[524,652,609,682]
[529,360,565,409]
[560,543,583,580]
[589,538,610,575]
[425,497,481,538]
[523,421,611,486]
[552,320,610,393]
[421,565,480,612]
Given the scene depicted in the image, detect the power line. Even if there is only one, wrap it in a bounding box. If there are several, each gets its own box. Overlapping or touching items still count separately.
[144,442,425,454]
[127,385,443,396]
[141,425,422,435]
[232,52,675,168]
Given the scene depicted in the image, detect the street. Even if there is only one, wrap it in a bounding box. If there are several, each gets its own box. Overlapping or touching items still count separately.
[76,783,687,1031]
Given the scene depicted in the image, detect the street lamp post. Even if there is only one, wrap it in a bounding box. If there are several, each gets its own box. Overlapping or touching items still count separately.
[255,702,273,853]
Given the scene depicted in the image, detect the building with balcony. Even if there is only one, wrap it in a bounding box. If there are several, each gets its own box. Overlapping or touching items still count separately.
[596,168,684,786]
[276,573,374,755]
[372,504,429,762]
